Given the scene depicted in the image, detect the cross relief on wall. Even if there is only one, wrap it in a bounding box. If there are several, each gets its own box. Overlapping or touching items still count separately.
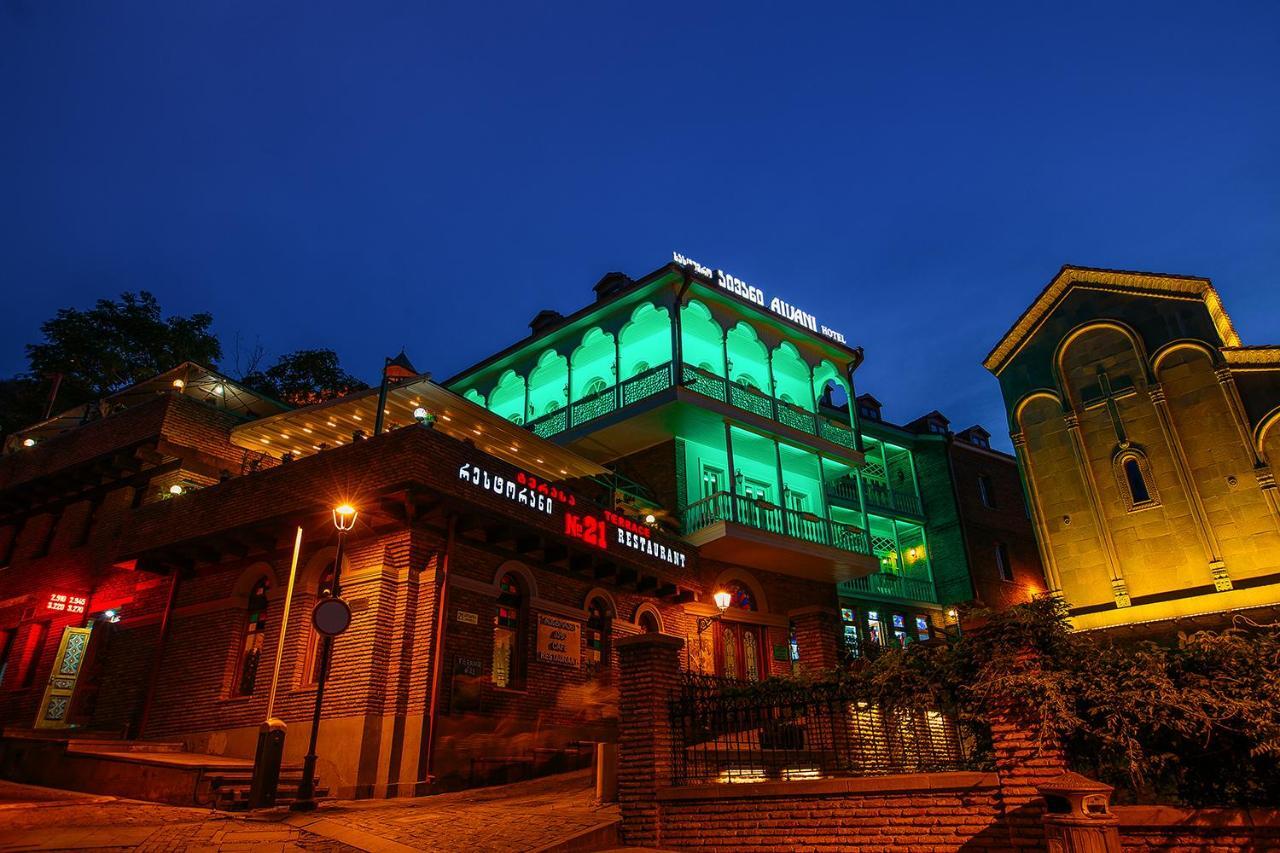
[1080,366,1139,448]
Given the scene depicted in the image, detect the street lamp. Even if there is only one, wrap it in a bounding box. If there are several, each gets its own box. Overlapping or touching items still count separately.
[697,590,732,634]
[292,502,357,812]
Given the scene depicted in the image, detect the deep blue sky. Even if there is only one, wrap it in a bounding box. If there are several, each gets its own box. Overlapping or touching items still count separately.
[4,2,1279,449]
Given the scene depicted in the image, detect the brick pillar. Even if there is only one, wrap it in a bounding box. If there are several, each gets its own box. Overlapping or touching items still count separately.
[987,659,1067,850]
[788,605,841,674]
[616,632,684,848]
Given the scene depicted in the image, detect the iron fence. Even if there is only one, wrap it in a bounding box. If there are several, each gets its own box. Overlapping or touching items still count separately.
[670,673,976,785]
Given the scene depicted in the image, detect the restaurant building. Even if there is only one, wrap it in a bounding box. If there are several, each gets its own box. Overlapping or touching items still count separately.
[0,255,1043,800]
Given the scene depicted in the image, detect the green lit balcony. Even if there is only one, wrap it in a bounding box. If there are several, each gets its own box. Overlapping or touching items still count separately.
[681,490,877,583]
[862,481,924,518]
[840,572,938,605]
[523,360,859,453]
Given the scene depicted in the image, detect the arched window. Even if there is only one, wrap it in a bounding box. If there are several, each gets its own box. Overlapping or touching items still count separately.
[583,377,609,398]
[303,561,336,685]
[725,580,757,612]
[492,573,526,689]
[736,374,761,392]
[1114,450,1160,512]
[586,597,613,678]
[234,576,270,696]
[1124,459,1149,504]
[638,610,660,634]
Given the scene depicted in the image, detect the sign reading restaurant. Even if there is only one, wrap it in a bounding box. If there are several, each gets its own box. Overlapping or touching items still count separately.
[672,251,848,344]
[457,461,689,569]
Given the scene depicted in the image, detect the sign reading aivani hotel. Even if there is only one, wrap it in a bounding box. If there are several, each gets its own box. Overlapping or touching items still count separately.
[672,251,848,344]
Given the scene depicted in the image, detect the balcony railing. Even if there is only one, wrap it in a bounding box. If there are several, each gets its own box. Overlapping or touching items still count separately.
[827,478,861,509]
[863,481,923,517]
[519,361,859,451]
[840,572,937,604]
[526,361,676,438]
[683,491,869,555]
[680,364,857,449]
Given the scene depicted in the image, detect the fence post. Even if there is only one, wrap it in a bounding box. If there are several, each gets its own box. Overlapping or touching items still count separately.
[987,653,1068,850]
[787,605,842,674]
[616,632,685,848]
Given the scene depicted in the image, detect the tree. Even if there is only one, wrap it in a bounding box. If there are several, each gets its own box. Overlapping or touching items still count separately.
[26,291,222,406]
[242,349,369,407]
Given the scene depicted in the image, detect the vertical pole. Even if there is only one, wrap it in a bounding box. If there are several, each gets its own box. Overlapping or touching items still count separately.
[293,528,346,811]
[132,568,180,739]
[724,422,738,523]
[373,359,391,436]
[614,334,622,410]
[773,439,786,536]
[265,526,303,720]
[420,515,457,791]
[671,297,683,381]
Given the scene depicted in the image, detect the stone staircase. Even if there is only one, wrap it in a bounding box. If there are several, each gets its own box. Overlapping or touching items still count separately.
[203,763,330,810]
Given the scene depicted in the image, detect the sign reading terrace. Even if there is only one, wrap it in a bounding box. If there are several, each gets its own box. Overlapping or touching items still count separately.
[672,251,848,344]
[458,461,689,570]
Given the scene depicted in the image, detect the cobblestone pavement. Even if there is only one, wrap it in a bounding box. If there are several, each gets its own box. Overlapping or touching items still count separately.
[0,771,618,852]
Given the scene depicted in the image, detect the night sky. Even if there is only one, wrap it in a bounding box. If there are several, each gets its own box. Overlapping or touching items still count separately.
[3,2,1279,449]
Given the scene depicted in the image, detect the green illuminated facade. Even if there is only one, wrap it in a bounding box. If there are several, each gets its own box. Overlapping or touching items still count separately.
[446,261,972,653]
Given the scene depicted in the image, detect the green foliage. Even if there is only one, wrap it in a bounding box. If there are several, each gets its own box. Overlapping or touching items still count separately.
[241,349,369,407]
[26,292,222,403]
[726,599,1280,806]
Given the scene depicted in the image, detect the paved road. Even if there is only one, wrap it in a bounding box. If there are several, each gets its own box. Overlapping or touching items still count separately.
[0,771,618,853]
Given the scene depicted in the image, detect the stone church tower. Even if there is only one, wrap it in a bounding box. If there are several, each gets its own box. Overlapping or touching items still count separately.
[984,265,1280,631]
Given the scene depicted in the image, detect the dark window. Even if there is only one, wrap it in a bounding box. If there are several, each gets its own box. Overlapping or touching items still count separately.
[638,610,660,634]
[35,511,61,558]
[977,475,996,508]
[234,577,270,696]
[0,628,16,687]
[996,542,1013,582]
[1124,458,1151,505]
[21,622,49,688]
[304,561,337,684]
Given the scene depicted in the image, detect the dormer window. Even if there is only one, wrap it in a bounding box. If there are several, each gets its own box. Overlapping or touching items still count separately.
[928,421,945,435]
[858,405,880,421]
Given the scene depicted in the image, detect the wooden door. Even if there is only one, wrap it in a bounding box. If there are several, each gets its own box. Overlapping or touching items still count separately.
[35,626,93,729]
[718,622,766,682]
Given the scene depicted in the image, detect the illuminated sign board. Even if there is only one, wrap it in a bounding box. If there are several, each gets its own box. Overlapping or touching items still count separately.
[46,592,87,614]
[672,251,847,344]
[536,614,581,666]
[458,461,688,569]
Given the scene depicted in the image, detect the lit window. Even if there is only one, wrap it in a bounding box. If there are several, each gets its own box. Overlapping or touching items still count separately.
[492,573,525,689]
[234,577,270,696]
[586,597,612,679]
[915,616,930,642]
[583,377,609,397]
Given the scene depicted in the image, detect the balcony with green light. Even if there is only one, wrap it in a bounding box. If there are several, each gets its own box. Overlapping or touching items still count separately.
[445,262,879,581]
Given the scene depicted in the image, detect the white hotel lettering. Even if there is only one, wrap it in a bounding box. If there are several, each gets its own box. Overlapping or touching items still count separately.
[672,251,847,344]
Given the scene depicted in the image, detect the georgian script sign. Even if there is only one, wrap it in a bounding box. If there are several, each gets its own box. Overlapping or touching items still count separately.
[536,614,581,666]
[457,459,689,570]
[672,251,848,344]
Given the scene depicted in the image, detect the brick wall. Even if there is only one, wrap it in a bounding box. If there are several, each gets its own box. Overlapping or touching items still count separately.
[1115,806,1280,852]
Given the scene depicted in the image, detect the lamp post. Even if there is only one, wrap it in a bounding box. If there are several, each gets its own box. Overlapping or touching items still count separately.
[292,503,357,812]
[697,590,733,634]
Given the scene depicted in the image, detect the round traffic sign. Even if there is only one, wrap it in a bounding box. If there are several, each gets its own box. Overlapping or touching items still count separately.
[313,597,352,636]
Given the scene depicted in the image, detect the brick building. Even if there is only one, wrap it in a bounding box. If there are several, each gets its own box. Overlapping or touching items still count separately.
[0,254,1046,801]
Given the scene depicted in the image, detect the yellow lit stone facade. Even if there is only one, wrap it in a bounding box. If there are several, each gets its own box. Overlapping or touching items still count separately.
[985,266,1280,631]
